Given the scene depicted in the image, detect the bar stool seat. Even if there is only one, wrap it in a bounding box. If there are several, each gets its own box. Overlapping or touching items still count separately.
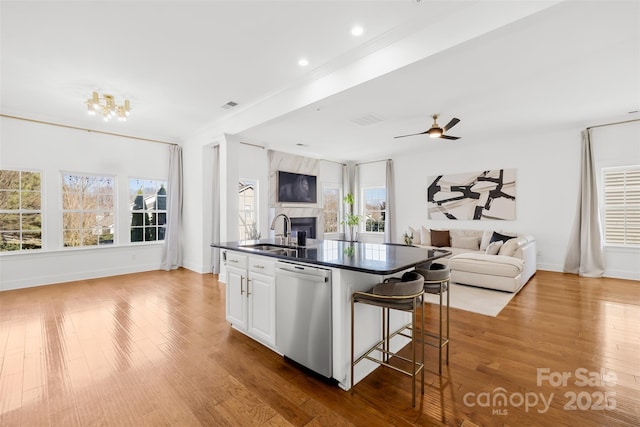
[415,262,450,374]
[351,271,425,407]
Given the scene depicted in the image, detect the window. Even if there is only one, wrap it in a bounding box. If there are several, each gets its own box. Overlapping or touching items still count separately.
[0,169,42,251]
[239,179,258,240]
[130,178,167,242]
[322,186,341,233]
[363,187,386,233]
[603,166,640,246]
[62,173,114,247]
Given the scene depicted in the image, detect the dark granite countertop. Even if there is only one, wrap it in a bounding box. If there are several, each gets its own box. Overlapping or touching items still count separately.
[211,239,451,275]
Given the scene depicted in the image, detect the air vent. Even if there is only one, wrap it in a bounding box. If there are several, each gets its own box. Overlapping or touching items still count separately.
[350,113,385,126]
[221,101,238,109]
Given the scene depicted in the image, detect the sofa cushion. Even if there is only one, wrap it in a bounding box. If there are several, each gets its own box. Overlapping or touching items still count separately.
[420,226,431,246]
[452,235,480,250]
[489,231,515,244]
[498,237,520,257]
[480,230,493,251]
[408,226,421,245]
[485,241,503,255]
[450,253,524,278]
[430,229,450,247]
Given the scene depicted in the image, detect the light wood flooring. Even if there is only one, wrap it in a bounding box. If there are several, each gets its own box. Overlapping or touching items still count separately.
[1,269,639,426]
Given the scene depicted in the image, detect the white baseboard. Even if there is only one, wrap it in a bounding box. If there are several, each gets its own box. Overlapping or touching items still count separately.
[1,263,161,291]
[537,265,639,281]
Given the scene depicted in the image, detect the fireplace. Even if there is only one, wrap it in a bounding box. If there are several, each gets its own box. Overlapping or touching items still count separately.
[290,217,317,239]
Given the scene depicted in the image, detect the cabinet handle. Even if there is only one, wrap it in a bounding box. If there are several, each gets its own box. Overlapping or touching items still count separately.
[240,275,244,295]
[247,278,252,297]
[228,259,238,263]
[253,264,264,269]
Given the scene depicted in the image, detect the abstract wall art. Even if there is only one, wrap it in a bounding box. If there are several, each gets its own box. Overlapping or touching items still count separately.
[427,169,516,220]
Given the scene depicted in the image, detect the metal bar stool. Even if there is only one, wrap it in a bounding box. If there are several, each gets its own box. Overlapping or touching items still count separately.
[351,271,425,407]
[415,262,450,374]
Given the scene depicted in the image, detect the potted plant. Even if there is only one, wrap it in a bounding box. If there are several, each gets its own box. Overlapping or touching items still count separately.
[403,231,414,246]
[341,193,361,242]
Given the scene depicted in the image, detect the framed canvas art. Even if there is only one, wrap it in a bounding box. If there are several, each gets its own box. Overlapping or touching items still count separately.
[427,169,516,220]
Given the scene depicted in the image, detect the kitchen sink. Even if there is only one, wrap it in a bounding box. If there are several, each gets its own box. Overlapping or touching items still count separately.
[240,243,299,255]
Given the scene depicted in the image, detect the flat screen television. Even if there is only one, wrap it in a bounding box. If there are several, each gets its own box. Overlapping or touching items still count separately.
[277,171,317,203]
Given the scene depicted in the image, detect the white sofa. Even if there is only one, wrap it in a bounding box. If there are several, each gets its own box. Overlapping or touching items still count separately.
[407,227,537,293]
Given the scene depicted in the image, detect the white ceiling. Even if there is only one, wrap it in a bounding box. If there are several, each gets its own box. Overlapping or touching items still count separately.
[2,1,639,163]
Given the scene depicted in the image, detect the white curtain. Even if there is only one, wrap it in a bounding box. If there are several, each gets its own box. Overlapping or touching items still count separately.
[384,159,394,243]
[563,129,605,277]
[343,162,359,241]
[161,144,183,270]
[211,145,221,274]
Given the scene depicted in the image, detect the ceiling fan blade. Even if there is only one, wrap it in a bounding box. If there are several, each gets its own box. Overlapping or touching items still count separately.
[440,134,460,140]
[442,118,460,131]
[394,130,428,139]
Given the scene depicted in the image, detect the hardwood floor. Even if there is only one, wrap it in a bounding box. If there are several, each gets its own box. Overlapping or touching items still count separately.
[1,269,638,426]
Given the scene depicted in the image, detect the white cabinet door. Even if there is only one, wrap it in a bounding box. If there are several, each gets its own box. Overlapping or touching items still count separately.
[225,252,276,348]
[247,270,276,347]
[225,264,247,330]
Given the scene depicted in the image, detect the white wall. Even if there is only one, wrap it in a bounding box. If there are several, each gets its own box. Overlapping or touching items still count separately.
[392,124,639,280]
[0,117,170,290]
[181,134,270,275]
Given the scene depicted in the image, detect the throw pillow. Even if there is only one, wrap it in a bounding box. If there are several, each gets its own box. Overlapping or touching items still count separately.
[485,240,503,255]
[408,226,421,245]
[430,229,450,247]
[420,226,431,246]
[489,231,515,244]
[480,230,493,251]
[498,238,519,257]
[452,235,480,250]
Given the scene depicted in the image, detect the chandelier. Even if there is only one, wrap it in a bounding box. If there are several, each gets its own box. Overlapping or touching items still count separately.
[86,91,130,122]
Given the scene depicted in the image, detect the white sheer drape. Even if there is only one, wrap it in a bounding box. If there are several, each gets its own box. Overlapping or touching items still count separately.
[211,145,220,274]
[343,162,359,241]
[563,129,605,277]
[384,159,394,243]
[161,144,183,270]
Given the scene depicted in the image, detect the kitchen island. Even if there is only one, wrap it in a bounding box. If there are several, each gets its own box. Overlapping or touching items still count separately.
[212,238,450,390]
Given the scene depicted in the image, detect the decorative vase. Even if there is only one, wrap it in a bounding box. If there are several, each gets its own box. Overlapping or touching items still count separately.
[349,227,358,242]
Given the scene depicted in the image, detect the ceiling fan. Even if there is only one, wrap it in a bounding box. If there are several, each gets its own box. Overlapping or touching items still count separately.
[394,114,461,140]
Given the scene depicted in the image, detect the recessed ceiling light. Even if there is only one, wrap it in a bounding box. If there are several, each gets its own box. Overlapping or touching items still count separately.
[351,26,364,36]
[298,58,309,67]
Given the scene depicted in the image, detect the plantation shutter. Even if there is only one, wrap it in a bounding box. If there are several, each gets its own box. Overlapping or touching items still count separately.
[603,167,640,245]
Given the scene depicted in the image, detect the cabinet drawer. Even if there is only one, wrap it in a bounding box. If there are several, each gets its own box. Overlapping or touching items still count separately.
[224,251,247,269]
[249,255,275,276]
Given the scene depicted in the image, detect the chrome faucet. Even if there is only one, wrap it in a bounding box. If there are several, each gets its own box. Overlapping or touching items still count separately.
[270,213,292,246]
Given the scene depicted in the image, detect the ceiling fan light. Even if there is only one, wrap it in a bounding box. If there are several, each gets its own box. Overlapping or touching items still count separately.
[428,128,442,138]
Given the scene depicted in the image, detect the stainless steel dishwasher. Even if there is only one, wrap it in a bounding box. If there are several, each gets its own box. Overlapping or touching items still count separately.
[275,260,332,378]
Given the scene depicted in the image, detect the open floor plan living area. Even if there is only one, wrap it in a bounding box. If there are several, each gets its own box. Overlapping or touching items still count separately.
[1,1,639,426]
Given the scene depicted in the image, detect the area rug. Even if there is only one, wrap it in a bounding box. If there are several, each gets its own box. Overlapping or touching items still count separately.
[423,283,515,317]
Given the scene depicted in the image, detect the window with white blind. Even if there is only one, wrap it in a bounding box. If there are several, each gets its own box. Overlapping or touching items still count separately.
[602,166,640,246]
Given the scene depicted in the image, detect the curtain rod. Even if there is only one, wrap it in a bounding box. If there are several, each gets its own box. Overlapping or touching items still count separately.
[321,158,346,166]
[587,117,640,130]
[0,114,178,146]
[356,158,391,166]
